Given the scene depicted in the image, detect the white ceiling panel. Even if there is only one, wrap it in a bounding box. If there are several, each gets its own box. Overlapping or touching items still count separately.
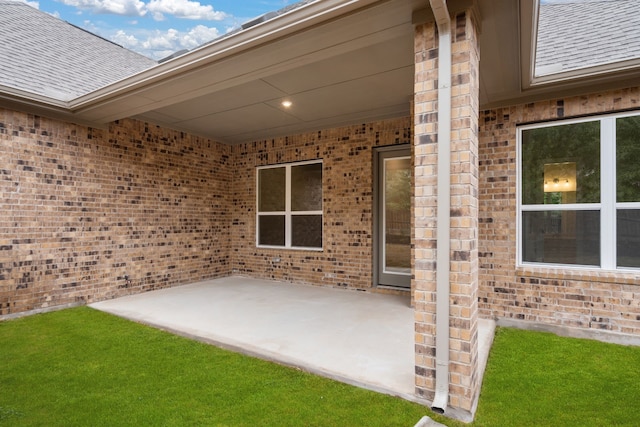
[221,102,410,144]
[176,103,302,138]
[268,66,414,122]
[153,80,288,122]
[263,34,414,94]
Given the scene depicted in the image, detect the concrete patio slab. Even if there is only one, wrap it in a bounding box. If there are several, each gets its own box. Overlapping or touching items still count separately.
[90,276,494,405]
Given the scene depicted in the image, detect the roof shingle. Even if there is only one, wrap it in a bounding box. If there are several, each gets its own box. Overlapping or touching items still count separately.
[536,0,640,76]
[0,0,156,102]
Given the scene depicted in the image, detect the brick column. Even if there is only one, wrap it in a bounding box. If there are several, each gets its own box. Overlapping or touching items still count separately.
[413,8,480,416]
[413,18,439,401]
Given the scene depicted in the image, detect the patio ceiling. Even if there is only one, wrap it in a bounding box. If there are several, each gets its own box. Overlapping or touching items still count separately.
[10,0,637,144]
[71,0,424,144]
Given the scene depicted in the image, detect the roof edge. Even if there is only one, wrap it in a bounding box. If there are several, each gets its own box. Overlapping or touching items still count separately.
[531,58,640,87]
[0,87,108,131]
[0,84,70,110]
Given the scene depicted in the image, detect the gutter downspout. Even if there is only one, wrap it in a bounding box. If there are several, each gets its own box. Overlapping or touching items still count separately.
[429,0,451,414]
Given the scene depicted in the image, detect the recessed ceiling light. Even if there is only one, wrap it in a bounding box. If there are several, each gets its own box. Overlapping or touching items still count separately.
[281,100,293,108]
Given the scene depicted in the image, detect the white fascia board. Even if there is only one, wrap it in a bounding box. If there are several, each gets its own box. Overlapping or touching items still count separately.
[0,86,109,130]
[0,84,70,110]
[530,58,640,86]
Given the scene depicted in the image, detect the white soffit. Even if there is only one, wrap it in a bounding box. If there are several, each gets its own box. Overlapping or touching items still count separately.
[72,0,415,121]
[262,35,413,94]
[178,103,302,137]
[65,0,423,144]
[150,80,289,123]
[279,67,413,122]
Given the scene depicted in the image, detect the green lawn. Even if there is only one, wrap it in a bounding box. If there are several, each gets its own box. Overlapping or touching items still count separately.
[0,307,432,426]
[1,308,639,426]
[474,327,640,427]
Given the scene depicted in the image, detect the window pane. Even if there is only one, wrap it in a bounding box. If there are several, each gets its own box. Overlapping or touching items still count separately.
[258,215,285,246]
[522,122,600,205]
[291,215,322,248]
[384,157,411,273]
[522,210,600,266]
[617,209,640,268]
[616,116,640,202]
[258,168,285,212]
[291,163,322,211]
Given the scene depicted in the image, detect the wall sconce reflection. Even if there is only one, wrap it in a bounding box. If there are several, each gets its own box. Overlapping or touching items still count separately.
[543,162,576,192]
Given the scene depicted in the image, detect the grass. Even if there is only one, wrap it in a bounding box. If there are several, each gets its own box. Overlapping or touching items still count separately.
[0,307,433,426]
[1,308,640,426]
[474,327,640,427]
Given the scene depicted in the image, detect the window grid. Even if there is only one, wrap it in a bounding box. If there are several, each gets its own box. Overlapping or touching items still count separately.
[601,118,616,269]
[517,111,640,271]
[256,160,323,250]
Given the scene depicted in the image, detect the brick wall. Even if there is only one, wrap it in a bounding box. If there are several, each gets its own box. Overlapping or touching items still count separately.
[0,109,411,316]
[479,87,640,335]
[0,110,232,315]
[230,119,411,290]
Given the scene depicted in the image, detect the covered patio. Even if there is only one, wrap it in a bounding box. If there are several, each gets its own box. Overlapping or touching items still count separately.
[90,277,495,403]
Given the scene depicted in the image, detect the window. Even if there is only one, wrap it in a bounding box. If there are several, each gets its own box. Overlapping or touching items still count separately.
[518,112,640,270]
[257,161,323,250]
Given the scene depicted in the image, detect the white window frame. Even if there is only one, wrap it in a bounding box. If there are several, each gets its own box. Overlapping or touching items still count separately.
[517,110,640,272]
[256,160,323,251]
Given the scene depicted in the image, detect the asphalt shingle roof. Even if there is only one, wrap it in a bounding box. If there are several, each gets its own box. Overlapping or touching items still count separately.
[0,0,156,102]
[536,0,640,76]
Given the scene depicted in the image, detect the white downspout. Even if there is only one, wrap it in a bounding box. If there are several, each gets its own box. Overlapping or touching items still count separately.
[429,0,451,414]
